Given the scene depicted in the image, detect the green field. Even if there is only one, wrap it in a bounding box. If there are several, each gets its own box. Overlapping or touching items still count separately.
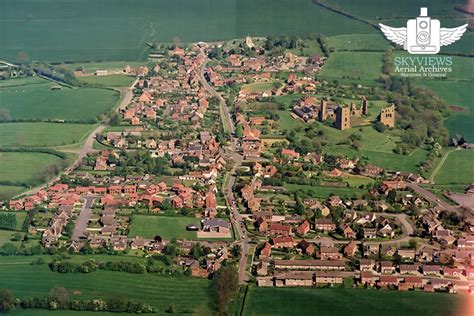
[327,34,391,51]
[79,74,136,87]
[284,183,366,199]
[242,82,274,93]
[1,0,375,62]
[318,52,384,81]
[128,215,201,240]
[0,230,23,246]
[0,258,212,315]
[0,152,62,184]
[0,123,95,147]
[320,0,463,21]
[0,80,119,121]
[60,61,145,72]
[434,149,474,185]
[0,185,26,200]
[242,287,459,316]
[418,80,474,142]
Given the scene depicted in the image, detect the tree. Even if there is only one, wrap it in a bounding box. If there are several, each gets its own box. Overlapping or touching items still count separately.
[49,286,69,309]
[107,294,127,312]
[0,289,16,313]
[213,266,239,315]
[235,124,243,138]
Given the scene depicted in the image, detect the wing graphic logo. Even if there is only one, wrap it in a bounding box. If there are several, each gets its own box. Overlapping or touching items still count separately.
[379,7,467,54]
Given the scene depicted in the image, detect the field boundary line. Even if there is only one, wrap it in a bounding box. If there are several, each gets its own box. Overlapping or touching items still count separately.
[429,147,460,183]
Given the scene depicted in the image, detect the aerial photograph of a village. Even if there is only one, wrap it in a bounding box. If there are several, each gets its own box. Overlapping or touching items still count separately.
[0,0,473,315]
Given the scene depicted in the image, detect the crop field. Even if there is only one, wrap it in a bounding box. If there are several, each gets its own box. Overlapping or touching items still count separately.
[434,149,474,185]
[0,76,46,88]
[0,259,213,315]
[319,0,463,21]
[242,287,459,316]
[0,123,95,147]
[1,0,375,62]
[327,34,391,51]
[0,185,25,200]
[0,152,62,184]
[0,80,119,121]
[318,52,384,81]
[128,215,201,240]
[79,74,136,87]
[284,183,366,199]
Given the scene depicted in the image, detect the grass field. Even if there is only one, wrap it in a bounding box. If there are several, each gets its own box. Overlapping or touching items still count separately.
[0,122,95,147]
[284,183,366,199]
[79,74,136,87]
[0,152,62,184]
[434,149,474,185]
[0,185,26,200]
[128,215,201,240]
[242,287,460,316]
[318,52,384,81]
[60,61,145,72]
[242,82,274,93]
[1,0,375,62]
[0,258,213,315]
[327,34,391,51]
[0,230,23,246]
[0,80,119,121]
[418,80,474,142]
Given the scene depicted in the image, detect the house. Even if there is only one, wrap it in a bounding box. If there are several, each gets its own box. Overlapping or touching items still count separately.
[296,220,310,236]
[281,149,300,160]
[397,248,416,261]
[360,271,377,285]
[379,261,394,274]
[344,240,358,257]
[399,264,419,274]
[402,276,423,289]
[319,246,342,260]
[269,223,292,236]
[338,224,356,239]
[256,217,268,233]
[422,265,441,276]
[443,267,462,277]
[260,243,272,259]
[297,240,315,255]
[363,228,377,239]
[273,259,346,271]
[202,219,231,233]
[272,236,294,249]
[377,275,398,287]
[359,259,374,271]
[314,219,335,231]
[327,196,342,208]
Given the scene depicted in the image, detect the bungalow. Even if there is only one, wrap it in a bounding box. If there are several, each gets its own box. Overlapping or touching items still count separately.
[377,275,399,287]
[202,219,231,233]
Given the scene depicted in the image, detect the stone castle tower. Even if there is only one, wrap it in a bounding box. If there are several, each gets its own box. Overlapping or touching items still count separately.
[335,106,350,130]
[379,104,396,127]
[319,99,328,122]
[361,96,368,115]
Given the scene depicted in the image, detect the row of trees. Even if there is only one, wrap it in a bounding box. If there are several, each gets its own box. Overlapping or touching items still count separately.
[0,213,17,231]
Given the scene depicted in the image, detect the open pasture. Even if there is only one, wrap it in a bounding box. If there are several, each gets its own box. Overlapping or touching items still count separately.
[79,74,136,87]
[318,52,384,81]
[0,151,62,184]
[0,80,118,121]
[434,149,474,185]
[327,34,391,51]
[0,122,94,147]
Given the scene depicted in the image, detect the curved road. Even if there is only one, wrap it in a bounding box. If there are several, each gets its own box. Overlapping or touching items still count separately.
[14,79,137,198]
